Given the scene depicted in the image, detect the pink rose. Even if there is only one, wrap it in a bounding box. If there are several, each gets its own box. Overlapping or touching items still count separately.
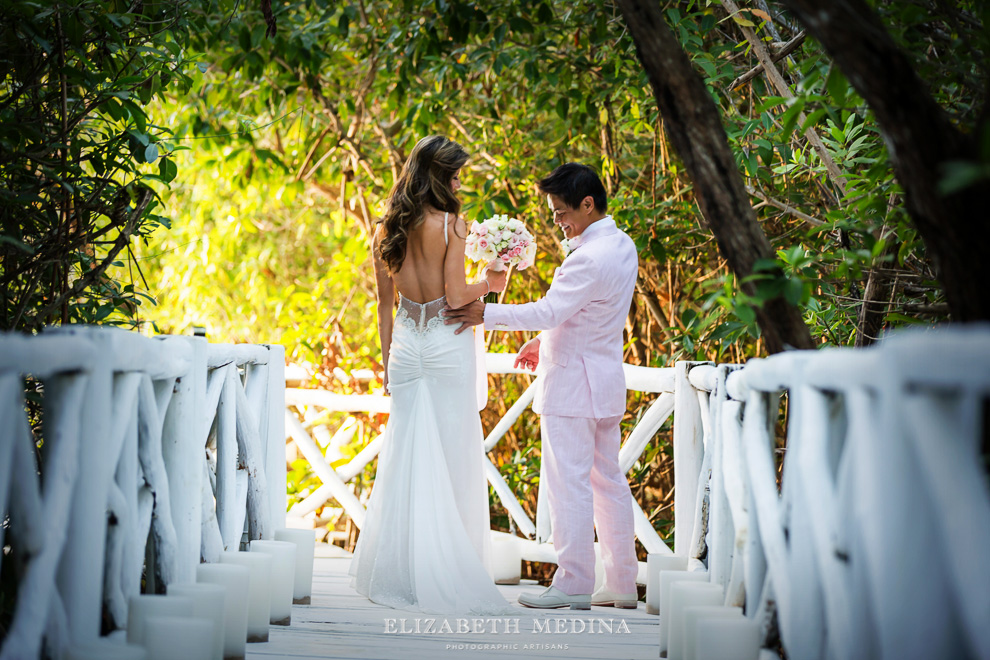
[477,226,488,236]
[478,238,489,248]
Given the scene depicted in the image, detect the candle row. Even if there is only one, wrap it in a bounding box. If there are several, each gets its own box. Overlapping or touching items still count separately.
[645,554,762,660]
[66,528,316,660]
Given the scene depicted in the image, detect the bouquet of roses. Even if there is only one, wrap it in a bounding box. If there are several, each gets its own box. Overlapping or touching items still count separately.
[465,214,537,272]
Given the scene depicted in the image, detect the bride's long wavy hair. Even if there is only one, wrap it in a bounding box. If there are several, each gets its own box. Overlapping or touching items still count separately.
[377,135,469,274]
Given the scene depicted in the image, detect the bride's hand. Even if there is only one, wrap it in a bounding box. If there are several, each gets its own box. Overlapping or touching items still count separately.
[485,267,508,294]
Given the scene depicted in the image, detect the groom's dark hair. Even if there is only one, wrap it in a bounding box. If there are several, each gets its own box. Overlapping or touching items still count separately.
[538,163,608,213]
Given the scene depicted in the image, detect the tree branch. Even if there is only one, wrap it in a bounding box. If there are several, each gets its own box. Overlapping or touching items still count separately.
[721,0,847,198]
[747,185,823,226]
[727,30,806,90]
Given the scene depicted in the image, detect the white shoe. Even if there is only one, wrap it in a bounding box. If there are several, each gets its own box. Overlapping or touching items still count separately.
[591,586,638,609]
[518,586,591,610]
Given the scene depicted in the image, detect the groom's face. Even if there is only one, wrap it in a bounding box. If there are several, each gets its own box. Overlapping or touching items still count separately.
[548,194,594,239]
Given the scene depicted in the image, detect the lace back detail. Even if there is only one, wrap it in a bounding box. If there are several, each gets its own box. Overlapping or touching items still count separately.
[395,294,446,336]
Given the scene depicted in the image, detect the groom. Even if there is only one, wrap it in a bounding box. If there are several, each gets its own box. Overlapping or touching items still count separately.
[445,163,639,610]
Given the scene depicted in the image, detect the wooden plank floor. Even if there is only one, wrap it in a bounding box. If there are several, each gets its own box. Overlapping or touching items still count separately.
[247,544,659,660]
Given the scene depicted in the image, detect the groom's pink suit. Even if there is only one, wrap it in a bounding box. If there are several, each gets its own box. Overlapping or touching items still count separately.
[484,216,639,596]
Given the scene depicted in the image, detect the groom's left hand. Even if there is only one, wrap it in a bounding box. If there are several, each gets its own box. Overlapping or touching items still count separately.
[443,300,485,335]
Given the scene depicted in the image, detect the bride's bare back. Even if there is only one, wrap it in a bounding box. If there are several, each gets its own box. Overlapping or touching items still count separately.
[390,209,449,304]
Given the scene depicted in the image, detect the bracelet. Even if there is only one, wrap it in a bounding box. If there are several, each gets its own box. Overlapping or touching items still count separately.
[482,281,490,298]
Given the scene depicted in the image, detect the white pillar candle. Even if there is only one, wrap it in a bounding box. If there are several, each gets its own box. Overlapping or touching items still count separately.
[64,640,148,660]
[126,595,195,647]
[658,570,708,653]
[646,555,688,615]
[196,562,249,660]
[666,582,723,660]
[274,528,316,604]
[219,550,272,642]
[682,605,742,660]
[490,532,522,585]
[694,616,762,660]
[143,616,214,660]
[167,583,226,660]
[249,539,296,626]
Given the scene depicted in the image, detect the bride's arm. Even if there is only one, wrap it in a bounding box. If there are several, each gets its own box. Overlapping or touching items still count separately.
[372,226,395,390]
[444,215,505,308]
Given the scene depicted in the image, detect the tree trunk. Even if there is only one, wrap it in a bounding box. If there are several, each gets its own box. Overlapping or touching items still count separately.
[616,0,816,353]
[781,0,990,322]
[856,268,894,347]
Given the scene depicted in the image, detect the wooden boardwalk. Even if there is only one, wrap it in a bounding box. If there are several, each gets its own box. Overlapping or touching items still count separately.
[247,545,659,660]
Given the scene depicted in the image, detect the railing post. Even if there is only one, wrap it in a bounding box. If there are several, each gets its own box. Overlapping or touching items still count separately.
[160,335,206,583]
[266,344,287,529]
[672,361,707,557]
[51,327,112,645]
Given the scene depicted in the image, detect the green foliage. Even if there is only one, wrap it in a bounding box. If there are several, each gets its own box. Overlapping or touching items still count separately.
[7,0,980,534]
[133,152,378,374]
[0,0,200,331]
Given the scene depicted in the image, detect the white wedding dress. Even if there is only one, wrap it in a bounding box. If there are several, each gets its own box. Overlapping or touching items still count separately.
[349,218,515,616]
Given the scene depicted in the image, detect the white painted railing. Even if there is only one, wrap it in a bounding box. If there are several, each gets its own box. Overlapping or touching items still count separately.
[285,326,990,658]
[285,352,680,581]
[677,326,990,660]
[9,323,983,659]
[0,326,284,659]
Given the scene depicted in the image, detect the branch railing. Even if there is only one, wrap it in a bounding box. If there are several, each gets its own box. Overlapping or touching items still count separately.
[4,324,986,659]
[285,352,682,580]
[285,326,990,658]
[676,326,990,660]
[0,326,285,659]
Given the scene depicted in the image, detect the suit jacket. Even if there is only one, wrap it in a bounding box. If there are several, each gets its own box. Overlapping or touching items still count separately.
[484,216,638,418]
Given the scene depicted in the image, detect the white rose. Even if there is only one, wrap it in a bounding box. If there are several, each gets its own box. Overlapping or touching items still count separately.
[519,242,537,270]
[508,218,523,231]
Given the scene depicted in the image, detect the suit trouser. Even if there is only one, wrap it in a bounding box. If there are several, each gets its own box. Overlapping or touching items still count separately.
[541,414,638,595]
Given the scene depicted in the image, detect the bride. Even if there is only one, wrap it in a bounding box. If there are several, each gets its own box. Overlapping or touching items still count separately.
[348,135,515,615]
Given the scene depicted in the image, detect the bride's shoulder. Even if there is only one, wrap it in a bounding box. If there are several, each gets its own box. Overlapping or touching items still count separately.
[421,208,462,234]
[372,222,386,245]
[420,207,445,225]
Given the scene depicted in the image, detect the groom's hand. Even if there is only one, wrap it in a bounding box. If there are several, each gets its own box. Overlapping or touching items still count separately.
[443,300,485,335]
[514,337,541,371]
